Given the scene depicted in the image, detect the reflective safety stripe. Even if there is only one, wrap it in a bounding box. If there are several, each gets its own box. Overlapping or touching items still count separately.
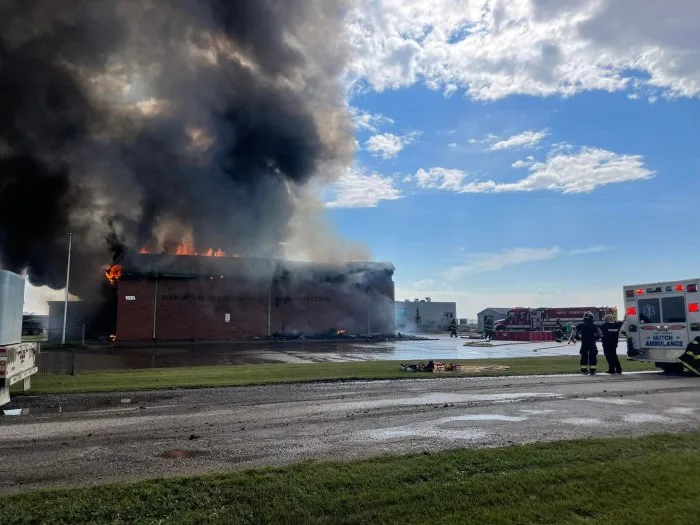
[679,360,700,377]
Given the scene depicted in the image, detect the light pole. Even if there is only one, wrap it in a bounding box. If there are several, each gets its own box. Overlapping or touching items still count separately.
[61,233,73,345]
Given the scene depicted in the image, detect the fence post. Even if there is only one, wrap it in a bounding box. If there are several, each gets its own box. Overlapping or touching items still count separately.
[70,347,76,376]
[81,324,86,347]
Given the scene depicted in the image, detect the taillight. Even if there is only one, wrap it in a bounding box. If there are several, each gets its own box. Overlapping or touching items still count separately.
[626,307,637,316]
[689,303,699,313]
[636,289,644,295]
[625,290,634,298]
[688,284,698,293]
[676,284,684,291]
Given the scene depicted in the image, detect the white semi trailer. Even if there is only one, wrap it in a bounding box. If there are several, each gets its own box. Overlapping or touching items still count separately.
[0,270,38,406]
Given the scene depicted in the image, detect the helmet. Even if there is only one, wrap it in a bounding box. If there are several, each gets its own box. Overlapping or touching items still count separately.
[583,311,594,321]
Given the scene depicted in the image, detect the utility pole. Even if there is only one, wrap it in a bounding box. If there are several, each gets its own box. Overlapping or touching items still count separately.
[366,286,371,337]
[267,279,272,337]
[61,233,72,345]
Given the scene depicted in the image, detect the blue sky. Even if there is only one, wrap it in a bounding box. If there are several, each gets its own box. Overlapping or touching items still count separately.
[320,0,700,318]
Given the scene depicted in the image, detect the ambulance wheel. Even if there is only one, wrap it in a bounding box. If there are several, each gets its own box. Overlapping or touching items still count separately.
[656,362,685,374]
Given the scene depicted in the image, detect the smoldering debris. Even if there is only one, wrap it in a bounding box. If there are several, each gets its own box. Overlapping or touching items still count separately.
[0,0,355,299]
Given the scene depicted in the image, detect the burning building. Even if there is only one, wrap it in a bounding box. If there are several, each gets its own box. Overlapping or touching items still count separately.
[112,252,395,341]
[1,1,366,313]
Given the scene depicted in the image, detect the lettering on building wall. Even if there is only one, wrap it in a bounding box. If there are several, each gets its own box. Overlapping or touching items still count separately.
[275,296,332,307]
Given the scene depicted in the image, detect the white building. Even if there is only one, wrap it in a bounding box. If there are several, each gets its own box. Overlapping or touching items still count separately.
[395,298,457,333]
[477,307,511,332]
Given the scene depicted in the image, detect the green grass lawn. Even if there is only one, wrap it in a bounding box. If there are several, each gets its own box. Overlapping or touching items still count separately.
[15,356,658,395]
[1,432,698,524]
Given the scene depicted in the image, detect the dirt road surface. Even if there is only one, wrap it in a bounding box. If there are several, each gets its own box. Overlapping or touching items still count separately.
[1,372,699,493]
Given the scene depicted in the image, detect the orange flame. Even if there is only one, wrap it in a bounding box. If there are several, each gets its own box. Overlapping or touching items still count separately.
[139,242,228,257]
[105,264,122,286]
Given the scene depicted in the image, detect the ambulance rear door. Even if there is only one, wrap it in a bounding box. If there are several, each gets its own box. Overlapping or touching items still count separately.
[624,281,697,363]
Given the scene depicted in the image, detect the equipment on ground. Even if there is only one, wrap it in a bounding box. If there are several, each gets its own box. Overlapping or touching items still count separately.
[493,306,617,332]
[624,279,700,374]
[1,270,38,406]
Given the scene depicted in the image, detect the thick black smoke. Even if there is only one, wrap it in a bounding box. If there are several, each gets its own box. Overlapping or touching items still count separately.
[0,0,354,298]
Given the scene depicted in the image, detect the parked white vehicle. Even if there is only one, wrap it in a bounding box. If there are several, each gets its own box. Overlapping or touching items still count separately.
[623,279,700,372]
[1,270,39,406]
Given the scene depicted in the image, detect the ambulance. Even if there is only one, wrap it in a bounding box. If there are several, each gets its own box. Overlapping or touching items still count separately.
[623,279,700,372]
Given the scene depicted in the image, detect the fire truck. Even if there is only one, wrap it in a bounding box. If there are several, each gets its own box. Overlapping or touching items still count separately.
[623,278,699,373]
[1,270,39,407]
[493,306,618,332]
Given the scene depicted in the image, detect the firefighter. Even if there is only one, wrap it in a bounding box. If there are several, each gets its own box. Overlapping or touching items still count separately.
[677,336,700,377]
[484,315,494,341]
[448,318,458,338]
[576,312,602,375]
[600,314,624,374]
[553,319,564,342]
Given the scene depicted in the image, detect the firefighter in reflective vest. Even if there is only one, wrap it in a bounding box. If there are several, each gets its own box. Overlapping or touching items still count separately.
[576,312,602,375]
[677,336,700,377]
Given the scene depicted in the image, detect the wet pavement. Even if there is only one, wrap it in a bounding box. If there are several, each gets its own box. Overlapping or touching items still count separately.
[39,336,601,371]
[1,371,698,492]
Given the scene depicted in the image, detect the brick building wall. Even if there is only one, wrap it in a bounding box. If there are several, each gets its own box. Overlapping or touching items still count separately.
[116,271,395,341]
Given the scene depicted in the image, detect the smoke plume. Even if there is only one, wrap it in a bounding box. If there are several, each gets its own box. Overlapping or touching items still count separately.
[0,0,356,299]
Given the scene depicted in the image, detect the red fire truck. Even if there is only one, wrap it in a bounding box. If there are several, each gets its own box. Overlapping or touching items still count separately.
[493,306,618,332]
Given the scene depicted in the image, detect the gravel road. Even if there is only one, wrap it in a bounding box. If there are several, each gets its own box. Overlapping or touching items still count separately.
[1,372,699,493]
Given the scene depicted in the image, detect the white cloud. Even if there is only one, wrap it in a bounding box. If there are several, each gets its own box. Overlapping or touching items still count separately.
[411,279,448,292]
[569,245,609,255]
[346,0,700,101]
[415,145,654,194]
[350,107,394,133]
[443,247,563,281]
[443,245,609,281]
[324,167,402,208]
[512,156,535,168]
[365,131,420,159]
[415,167,468,192]
[447,142,458,149]
[489,130,549,151]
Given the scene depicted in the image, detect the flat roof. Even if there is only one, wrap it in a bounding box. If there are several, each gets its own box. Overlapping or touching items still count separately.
[117,253,395,279]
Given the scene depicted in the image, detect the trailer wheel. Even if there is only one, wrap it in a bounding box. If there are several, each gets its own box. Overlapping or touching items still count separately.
[655,362,685,375]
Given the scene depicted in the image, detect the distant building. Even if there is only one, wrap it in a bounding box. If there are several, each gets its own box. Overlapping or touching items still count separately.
[477,307,510,333]
[395,298,457,333]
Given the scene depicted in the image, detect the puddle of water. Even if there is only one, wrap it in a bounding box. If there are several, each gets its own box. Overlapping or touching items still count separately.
[519,409,556,415]
[159,449,208,459]
[664,407,696,416]
[364,425,488,442]
[562,418,603,426]
[439,414,527,423]
[360,413,527,443]
[623,413,672,424]
[329,392,557,413]
[584,397,643,406]
[2,409,27,416]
